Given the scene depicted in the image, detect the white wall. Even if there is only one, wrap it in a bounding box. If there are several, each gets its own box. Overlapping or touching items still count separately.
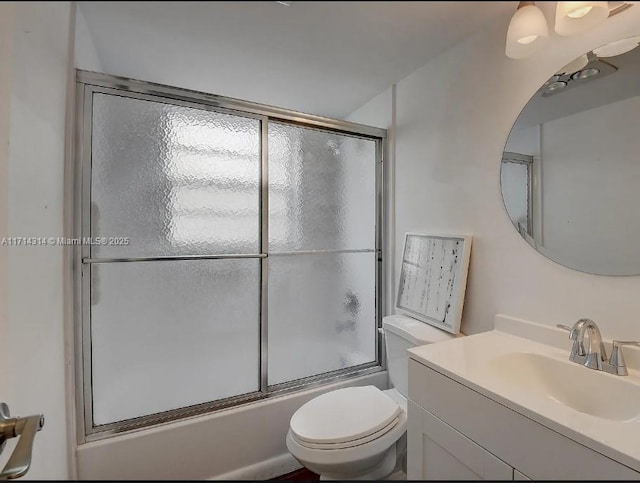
[541,96,640,275]
[347,87,393,129]
[0,1,74,479]
[74,6,103,72]
[348,5,640,339]
[0,5,13,426]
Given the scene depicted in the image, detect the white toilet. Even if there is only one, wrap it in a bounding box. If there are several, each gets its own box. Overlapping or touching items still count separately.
[286,314,459,480]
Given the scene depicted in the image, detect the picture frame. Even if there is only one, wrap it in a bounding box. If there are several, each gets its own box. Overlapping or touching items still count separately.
[396,233,472,335]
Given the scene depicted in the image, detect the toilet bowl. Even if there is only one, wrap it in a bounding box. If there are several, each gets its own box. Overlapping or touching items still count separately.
[286,386,407,480]
[286,315,460,480]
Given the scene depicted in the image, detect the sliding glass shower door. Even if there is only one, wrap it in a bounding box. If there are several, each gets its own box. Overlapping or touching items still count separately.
[89,94,262,425]
[267,122,377,386]
[77,73,384,437]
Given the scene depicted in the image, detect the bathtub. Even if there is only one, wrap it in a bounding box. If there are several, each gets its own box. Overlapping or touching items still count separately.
[76,370,387,479]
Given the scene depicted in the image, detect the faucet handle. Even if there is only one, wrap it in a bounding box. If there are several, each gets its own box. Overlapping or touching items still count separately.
[605,340,640,376]
[556,323,581,344]
[557,323,581,340]
[612,340,640,347]
[556,324,573,336]
[556,323,586,359]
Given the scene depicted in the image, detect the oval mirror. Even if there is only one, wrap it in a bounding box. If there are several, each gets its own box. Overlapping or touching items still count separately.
[501,35,640,275]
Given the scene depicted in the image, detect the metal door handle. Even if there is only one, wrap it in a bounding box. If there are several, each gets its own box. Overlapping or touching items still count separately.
[0,403,45,480]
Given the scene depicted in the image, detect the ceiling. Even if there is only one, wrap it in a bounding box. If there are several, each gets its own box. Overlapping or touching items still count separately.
[78,1,514,118]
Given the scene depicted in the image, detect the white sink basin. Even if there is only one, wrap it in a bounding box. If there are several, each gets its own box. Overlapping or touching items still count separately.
[485,352,640,421]
[408,318,640,473]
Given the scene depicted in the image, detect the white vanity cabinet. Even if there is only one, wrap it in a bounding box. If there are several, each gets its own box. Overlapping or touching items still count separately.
[408,399,514,480]
[407,359,640,480]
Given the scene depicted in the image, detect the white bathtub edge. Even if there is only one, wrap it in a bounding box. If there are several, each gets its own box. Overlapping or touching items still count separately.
[209,453,301,480]
[77,371,388,479]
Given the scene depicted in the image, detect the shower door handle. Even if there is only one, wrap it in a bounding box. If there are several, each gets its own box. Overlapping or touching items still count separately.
[0,403,45,480]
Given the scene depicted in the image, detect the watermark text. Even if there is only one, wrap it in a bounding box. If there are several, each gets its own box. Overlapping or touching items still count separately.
[1,237,130,246]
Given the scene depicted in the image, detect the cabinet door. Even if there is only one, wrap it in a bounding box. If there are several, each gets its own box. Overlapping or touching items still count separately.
[408,400,513,480]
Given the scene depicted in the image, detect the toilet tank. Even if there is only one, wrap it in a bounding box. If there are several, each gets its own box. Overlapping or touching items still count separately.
[383,315,459,397]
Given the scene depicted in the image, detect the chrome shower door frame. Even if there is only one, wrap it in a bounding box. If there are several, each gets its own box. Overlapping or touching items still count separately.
[74,70,386,442]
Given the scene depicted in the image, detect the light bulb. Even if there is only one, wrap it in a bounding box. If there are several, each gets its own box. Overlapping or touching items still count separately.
[544,81,568,94]
[506,2,550,59]
[518,34,539,44]
[555,2,609,36]
[544,75,561,86]
[568,5,593,17]
[571,67,600,79]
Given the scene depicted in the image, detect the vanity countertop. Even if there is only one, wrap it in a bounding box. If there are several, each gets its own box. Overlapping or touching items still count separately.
[408,319,640,473]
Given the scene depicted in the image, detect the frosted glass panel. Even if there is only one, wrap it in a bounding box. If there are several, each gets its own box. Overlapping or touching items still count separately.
[91,93,261,257]
[501,160,530,234]
[268,122,376,251]
[91,259,260,425]
[268,252,376,385]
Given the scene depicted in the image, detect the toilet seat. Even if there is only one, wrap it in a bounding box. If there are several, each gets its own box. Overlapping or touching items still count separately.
[286,411,407,467]
[294,416,401,450]
[290,386,401,446]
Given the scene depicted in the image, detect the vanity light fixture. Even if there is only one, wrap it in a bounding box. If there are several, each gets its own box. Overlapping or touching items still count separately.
[541,53,616,96]
[506,2,635,59]
[593,35,640,57]
[505,1,550,59]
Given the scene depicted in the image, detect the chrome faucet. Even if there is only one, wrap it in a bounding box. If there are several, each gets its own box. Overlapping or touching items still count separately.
[557,318,607,371]
[557,319,640,376]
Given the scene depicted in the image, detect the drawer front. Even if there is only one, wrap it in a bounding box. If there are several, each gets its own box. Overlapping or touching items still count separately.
[420,402,512,480]
[409,359,640,480]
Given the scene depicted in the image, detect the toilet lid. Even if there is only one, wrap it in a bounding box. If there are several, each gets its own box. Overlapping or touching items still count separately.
[290,386,401,445]
[295,417,401,450]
